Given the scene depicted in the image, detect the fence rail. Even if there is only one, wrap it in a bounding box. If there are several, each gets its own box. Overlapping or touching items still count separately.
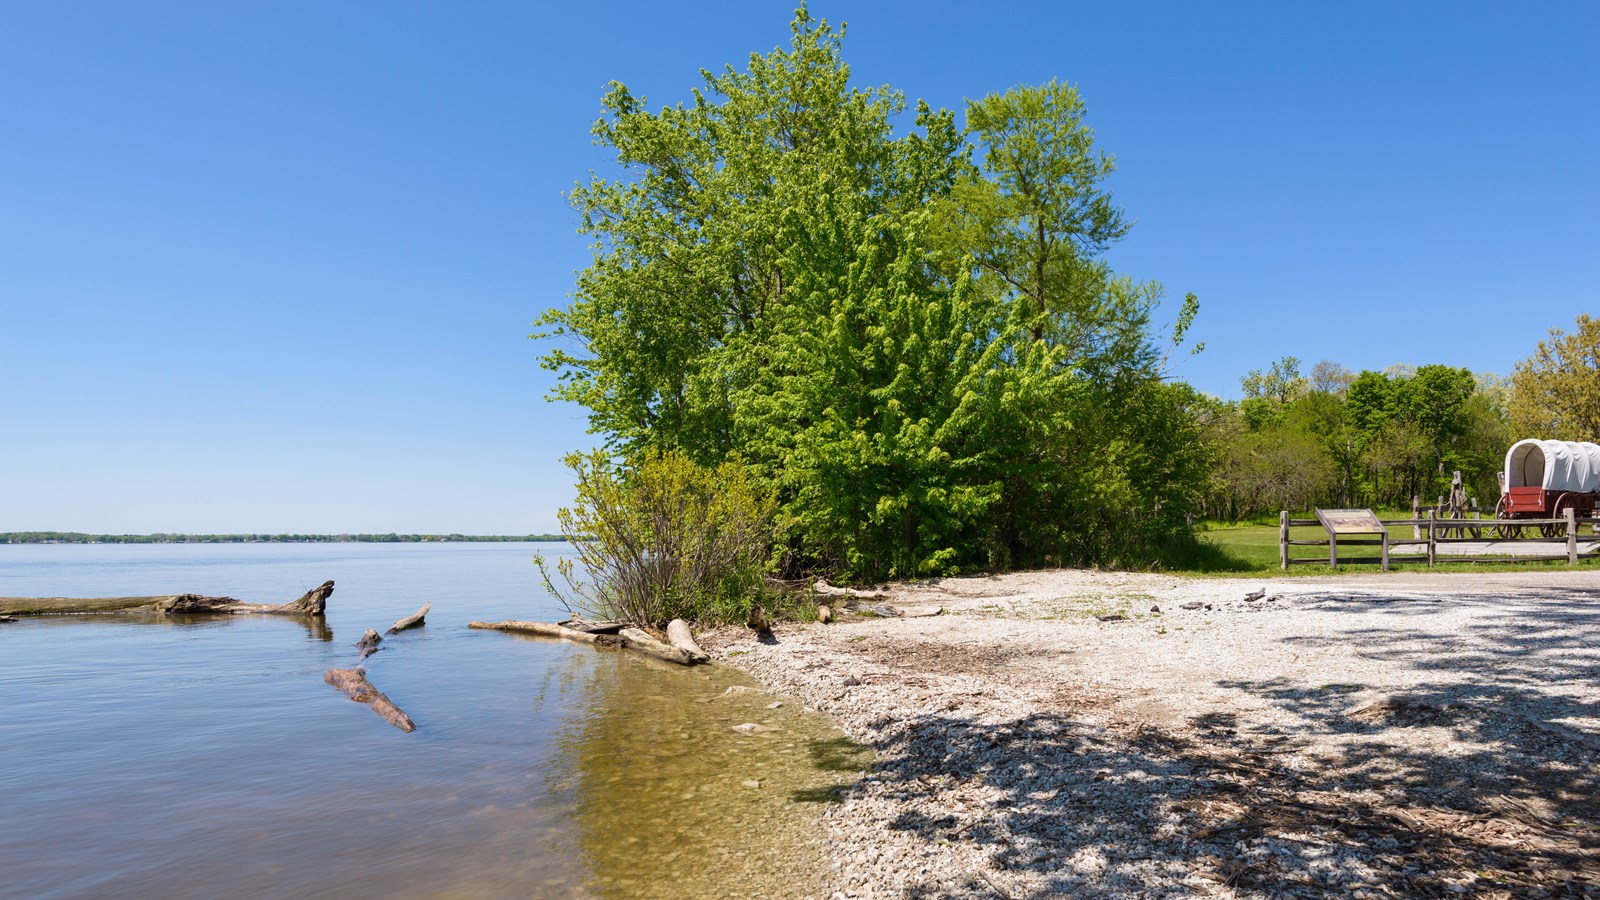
[1278,508,1596,571]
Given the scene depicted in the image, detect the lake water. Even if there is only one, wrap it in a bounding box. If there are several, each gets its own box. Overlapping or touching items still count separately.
[0,543,864,899]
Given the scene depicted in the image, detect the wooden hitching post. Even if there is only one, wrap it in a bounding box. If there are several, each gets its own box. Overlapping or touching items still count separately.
[1279,510,1289,570]
[1426,509,1436,568]
[1568,507,1579,565]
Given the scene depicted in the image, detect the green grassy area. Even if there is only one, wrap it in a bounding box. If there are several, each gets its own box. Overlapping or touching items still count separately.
[1182,516,1599,577]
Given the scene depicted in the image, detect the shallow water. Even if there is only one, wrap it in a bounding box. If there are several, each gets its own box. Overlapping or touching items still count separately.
[0,543,864,898]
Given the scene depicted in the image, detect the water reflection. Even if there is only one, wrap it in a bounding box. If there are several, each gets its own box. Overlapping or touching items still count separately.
[529,641,871,899]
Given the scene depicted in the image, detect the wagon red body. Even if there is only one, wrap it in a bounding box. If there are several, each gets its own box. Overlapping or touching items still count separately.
[1498,439,1600,522]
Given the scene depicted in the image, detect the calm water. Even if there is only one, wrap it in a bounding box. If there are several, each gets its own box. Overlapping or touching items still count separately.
[0,543,863,899]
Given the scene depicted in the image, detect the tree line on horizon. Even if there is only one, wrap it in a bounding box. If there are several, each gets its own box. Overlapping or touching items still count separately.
[534,8,1596,589]
[0,532,568,545]
[1205,315,1598,521]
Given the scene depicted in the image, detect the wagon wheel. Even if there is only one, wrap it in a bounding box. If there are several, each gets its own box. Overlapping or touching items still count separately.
[1541,493,1574,538]
[1492,496,1522,539]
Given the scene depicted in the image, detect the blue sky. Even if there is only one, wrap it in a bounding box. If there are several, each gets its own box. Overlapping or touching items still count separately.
[2,2,1595,533]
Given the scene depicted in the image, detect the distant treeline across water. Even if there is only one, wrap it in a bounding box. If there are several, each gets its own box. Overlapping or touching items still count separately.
[0,532,567,544]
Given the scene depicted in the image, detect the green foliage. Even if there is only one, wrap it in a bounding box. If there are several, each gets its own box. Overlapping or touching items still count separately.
[536,9,1208,582]
[1203,358,1511,519]
[537,8,963,463]
[1511,313,1600,441]
[536,450,776,626]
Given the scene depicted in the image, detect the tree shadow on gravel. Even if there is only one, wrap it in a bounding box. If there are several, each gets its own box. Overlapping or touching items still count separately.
[850,590,1600,898]
[865,704,1599,898]
[790,737,875,805]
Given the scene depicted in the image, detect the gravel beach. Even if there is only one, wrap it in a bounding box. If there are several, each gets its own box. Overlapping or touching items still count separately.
[707,569,1600,898]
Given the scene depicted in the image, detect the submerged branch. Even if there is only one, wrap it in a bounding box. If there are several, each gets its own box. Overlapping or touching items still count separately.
[324,667,415,732]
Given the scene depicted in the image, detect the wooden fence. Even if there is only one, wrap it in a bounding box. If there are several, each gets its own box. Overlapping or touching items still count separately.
[1279,508,1597,571]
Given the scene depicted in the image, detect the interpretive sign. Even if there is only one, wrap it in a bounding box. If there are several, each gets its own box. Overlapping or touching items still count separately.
[1315,508,1385,535]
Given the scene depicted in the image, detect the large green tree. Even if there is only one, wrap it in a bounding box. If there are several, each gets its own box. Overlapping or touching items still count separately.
[538,10,962,461]
[1510,314,1600,442]
[538,9,1204,579]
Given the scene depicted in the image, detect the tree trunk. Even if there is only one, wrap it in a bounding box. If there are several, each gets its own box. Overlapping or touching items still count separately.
[0,581,335,617]
[324,668,415,732]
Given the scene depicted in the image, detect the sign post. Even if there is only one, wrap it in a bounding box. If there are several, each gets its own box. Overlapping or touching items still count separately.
[1314,508,1388,571]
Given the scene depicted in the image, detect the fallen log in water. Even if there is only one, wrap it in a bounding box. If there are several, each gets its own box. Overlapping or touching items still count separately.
[556,618,626,635]
[469,619,621,646]
[386,602,430,634]
[356,628,383,659]
[666,618,709,663]
[619,627,700,665]
[470,619,699,665]
[0,614,16,624]
[0,581,335,617]
[324,667,415,732]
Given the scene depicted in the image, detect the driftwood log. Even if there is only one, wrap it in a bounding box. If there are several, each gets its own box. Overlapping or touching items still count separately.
[556,619,626,635]
[471,619,700,665]
[0,580,335,617]
[469,619,622,646]
[386,602,430,634]
[356,628,383,659]
[324,667,415,732]
[862,602,942,618]
[0,614,16,624]
[665,619,710,663]
[811,579,891,602]
[619,627,700,665]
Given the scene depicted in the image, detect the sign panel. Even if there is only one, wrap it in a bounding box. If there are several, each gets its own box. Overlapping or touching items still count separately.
[1315,508,1385,535]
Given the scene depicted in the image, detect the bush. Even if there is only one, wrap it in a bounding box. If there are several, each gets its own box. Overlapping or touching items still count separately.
[535,449,776,626]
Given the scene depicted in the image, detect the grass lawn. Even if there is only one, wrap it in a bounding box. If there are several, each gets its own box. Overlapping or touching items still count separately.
[1186,515,1600,577]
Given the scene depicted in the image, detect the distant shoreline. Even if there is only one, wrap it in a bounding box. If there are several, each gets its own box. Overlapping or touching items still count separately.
[0,532,568,545]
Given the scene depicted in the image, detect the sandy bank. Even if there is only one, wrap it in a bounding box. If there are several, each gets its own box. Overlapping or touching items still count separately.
[709,569,1600,898]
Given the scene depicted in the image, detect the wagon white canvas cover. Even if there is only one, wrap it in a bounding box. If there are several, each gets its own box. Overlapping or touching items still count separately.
[1504,439,1600,493]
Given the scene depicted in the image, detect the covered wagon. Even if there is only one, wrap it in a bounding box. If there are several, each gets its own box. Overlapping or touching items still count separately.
[1498,439,1600,535]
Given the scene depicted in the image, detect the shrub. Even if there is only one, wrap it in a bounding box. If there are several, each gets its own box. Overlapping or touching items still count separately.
[535,449,775,626]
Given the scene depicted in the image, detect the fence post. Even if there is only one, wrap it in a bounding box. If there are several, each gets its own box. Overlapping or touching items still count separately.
[1568,507,1579,565]
[1329,523,1338,571]
[1412,496,1421,540]
[1381,529,1390,572]
[1279,510,1289,570]
[1427,509,1436,568]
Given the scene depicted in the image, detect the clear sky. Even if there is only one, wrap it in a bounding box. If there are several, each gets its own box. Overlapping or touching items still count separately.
[2,1,1595,534]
